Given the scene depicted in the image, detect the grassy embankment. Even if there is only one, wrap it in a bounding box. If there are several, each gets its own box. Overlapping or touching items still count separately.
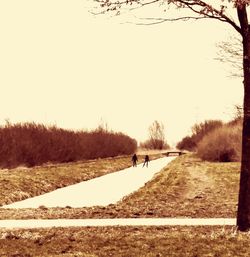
[0,153,239,219]
[0,153,162,207]
[0,156,134,207]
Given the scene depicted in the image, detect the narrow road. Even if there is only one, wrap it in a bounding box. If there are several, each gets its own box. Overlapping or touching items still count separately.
[2,157,176,208]
[0,218,236,229]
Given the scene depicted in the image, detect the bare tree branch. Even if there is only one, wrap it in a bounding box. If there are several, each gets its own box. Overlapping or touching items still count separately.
[124,15,212,25]
[175,0,242,34]
[93,0,242,34]
[215,36,243,77]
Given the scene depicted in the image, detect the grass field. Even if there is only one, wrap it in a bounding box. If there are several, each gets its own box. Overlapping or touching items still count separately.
[0,153,245,257]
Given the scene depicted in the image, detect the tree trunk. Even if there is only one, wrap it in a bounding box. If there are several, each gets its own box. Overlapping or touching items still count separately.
[237,28,250,231]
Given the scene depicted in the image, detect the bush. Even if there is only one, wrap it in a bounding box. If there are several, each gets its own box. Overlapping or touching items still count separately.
[197,124,242,162]
[0,122,137,168]
[176,136,196,151]
[176,120,223,151]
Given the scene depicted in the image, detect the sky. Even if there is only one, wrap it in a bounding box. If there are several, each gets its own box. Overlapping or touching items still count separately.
[0,0,244,146]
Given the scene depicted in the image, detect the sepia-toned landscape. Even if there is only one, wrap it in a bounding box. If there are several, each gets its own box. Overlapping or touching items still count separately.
[0,153,248,256]
[1,0,250,256]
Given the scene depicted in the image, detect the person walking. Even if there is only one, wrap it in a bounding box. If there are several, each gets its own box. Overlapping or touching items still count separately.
[143,155,149,167]
[131,153,138,167]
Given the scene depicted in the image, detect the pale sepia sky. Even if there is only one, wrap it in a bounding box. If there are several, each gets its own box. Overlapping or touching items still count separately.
[0,0,244,146]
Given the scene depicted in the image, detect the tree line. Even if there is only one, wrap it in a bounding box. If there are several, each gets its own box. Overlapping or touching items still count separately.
[0,122,137,168]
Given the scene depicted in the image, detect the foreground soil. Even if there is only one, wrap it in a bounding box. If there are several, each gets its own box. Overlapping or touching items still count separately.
[0,154,239,219]
[0,226,250,257]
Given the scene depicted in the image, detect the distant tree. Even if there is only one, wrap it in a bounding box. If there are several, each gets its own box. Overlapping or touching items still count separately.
[141,120,169,149]
[148,120,166,149]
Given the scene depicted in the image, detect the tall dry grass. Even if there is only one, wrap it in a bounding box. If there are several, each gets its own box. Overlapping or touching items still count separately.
[197,122,242,162]
[0,122,137,168]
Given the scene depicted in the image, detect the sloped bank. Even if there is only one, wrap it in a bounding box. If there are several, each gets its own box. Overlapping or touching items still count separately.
[0,154,239,219]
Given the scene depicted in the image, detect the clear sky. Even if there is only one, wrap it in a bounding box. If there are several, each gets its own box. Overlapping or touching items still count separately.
[0,0,244,146]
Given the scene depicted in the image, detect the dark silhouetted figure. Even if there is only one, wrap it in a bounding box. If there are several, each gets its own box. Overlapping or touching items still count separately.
[143,155,149,167]
[132,154,138,167]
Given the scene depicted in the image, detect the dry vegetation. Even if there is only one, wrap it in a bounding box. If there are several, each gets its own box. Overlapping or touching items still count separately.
[1,226,250,256]
[197,122,242,162]
[177,119,242,162]
[0,122,137,168]
[0,154,239,219]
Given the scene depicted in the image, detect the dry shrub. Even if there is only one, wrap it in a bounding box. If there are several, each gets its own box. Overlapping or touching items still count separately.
[197,124,242,162]
[176,136,196,151]
[0,122,137,168]
[177,120,223,151]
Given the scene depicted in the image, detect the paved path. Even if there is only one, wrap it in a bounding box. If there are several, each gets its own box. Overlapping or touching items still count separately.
[0,156,236,229]
[2,157,176,209]
[0,218,236,229]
